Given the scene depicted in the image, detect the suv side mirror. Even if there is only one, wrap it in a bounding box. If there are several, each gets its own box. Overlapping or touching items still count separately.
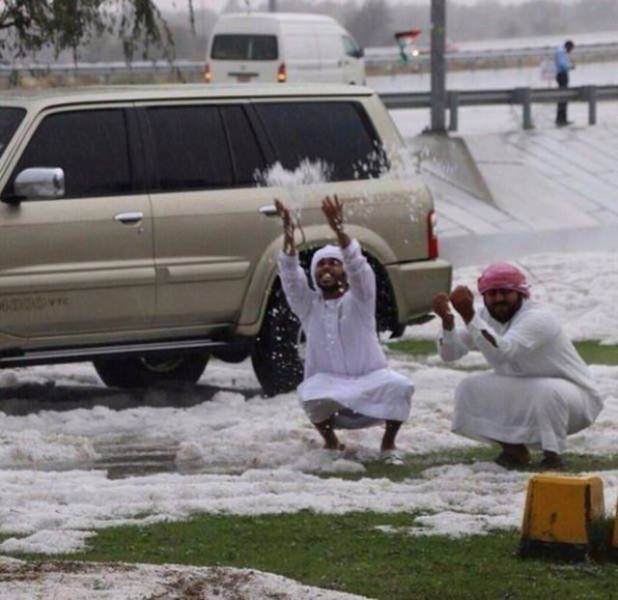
[10,167,65,202]
[356,47,365,58]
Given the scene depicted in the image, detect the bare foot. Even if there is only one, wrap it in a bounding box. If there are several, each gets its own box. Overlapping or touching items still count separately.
[381,420,402,452]
[540,451,563,469]
[381,441,396,452]
[324,442,346,451]
[499,443,531,465]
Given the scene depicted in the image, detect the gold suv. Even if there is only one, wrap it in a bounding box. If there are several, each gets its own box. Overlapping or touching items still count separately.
[0,84,451,395]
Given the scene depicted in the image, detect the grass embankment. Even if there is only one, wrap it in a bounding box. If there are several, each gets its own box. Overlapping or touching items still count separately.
[16,512,617,599]
[387,339,618,366]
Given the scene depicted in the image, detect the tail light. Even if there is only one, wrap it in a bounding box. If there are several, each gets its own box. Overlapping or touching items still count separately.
[204,63,212,83]
[427,210,439,259]
[277,63,287,83]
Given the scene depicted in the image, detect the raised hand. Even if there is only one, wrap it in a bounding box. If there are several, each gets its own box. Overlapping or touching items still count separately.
[449,285,475,324]
[321,195,344,233]
[321,195,350,248]
[275,199,296,255]
[432,292,455,330]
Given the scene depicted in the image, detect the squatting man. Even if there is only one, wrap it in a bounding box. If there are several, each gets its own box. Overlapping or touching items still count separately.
[433,263,603,469]
[275,195,414,457]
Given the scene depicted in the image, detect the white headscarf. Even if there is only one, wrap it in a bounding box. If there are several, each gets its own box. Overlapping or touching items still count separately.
[310,244,344,288]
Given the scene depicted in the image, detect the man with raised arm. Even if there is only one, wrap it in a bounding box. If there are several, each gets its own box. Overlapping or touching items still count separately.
[432,262,602,469]
[275,196,413,457]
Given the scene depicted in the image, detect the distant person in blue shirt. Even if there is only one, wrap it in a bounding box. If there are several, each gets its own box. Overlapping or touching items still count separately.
[554,40,575,126]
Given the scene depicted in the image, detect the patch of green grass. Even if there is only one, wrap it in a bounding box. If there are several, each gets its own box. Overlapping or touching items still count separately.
[387,339,436,357]
[573,341,618,366]
[17,512,618,599]
[387,339,618,366]
[326,447,618,482]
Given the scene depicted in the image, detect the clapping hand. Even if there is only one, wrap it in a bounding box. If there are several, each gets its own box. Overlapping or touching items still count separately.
[432,293,455,331]
[449,285,475,324]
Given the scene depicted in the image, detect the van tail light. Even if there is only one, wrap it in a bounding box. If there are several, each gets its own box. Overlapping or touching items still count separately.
[427,210,439,259]
[204,63,212,83]
[277,63,287,83]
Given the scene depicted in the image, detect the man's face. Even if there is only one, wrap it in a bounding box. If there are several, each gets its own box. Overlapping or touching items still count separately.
[315,257,347,292]
[483,288,523,323]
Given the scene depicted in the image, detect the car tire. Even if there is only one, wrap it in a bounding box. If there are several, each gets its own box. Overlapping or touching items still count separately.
[251,284,304,397]
[93,352,209,389]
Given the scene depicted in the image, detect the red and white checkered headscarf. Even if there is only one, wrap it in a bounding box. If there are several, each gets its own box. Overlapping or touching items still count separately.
[477,262,531,298]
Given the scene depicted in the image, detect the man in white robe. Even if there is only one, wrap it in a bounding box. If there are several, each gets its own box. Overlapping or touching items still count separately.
[432,262,602,469]
[276,196,413,454]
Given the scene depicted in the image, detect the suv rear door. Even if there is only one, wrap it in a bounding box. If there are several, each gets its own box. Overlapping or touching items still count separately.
[0,106,156,339]
[138,101,283,330]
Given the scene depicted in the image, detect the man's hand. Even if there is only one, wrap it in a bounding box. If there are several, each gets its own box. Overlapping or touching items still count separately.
[449,285,475,324]
[321,195,350,248]
[275,199,295,255]
[432,293,455,331]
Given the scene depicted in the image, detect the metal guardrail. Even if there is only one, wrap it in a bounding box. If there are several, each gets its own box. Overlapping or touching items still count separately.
[365,42,618,67]
[380,85,618,131]
[3,40,618,77]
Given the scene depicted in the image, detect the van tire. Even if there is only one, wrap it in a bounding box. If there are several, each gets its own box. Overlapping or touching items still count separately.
[251,284,304,397]
[93,352,209,388]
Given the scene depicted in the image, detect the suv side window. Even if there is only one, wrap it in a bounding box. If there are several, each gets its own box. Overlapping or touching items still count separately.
[254,101,384,181]
[220,105,266,186]
[4,109,133,200]
[145,106,234,193]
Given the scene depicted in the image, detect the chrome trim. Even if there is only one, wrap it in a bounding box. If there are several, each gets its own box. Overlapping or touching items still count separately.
[114,211,144,224]
[259,204,278,217]
[14,167,65,200]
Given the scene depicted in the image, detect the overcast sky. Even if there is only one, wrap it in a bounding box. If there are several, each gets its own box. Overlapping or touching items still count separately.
[156,0,578,15]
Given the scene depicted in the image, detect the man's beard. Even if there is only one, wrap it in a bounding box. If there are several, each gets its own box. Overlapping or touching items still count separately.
[487,295,523,323]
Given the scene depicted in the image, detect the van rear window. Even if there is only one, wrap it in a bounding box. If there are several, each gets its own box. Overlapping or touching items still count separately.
[211,34,278,61]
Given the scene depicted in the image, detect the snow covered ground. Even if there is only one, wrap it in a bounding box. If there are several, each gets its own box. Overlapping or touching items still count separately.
[0,557,368,600]
[0,251,617,560]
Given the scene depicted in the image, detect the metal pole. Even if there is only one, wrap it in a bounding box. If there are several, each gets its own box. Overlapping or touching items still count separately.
[430,0,447,133]
[268,0,277,11]
[448,91,459,132]
[586,86,597,125]
[521,87,533,130]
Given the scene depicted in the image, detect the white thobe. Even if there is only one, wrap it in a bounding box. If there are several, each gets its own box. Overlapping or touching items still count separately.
[277,239,413,425]
[439,301,603,453]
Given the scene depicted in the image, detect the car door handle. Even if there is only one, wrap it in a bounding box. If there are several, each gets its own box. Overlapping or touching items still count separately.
[259,205,279,217]
[114,211,144,224]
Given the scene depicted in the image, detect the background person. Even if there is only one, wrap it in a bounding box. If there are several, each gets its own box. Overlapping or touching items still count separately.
[555,40,575,126]
[432,262,602,469]
[275,196,413,458]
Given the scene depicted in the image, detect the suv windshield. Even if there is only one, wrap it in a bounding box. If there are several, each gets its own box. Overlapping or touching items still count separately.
[211,34,278,60]
[0,108,26,160]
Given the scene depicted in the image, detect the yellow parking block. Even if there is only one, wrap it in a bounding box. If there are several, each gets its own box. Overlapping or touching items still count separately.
[521,474,605,546]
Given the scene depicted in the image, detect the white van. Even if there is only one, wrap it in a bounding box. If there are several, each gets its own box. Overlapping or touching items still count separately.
[205,13,365,85]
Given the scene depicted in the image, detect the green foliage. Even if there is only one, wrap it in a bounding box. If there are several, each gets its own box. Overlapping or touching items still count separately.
[0,0,194,61]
